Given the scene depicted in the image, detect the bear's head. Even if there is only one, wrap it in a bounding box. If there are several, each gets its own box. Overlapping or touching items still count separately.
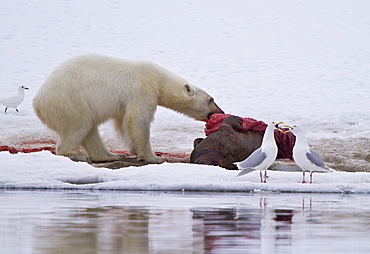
[154,64,224,120]
[180,84,224,121]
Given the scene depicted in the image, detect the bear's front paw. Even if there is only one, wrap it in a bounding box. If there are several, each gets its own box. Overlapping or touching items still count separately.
[150,156,165,164]
[138,155,164,164]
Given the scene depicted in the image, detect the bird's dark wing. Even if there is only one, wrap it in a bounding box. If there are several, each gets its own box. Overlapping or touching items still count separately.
[237,167,257,177]
[238,148,267,169]
[306,149,328,169]
[236,149,267,176]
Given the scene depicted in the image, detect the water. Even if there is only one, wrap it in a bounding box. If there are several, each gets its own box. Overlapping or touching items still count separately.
[1,190,370,254]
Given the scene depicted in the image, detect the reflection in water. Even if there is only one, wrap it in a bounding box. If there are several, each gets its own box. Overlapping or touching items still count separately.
[273,209,294,252]
[192,207,262,253]
[36,207,151,253]
[35,206,194,254]
[36,206,299,253]
[1,191,370,253]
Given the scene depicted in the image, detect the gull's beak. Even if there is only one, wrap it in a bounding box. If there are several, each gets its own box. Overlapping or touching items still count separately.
[275,122,284,132]
[282,125,292,133]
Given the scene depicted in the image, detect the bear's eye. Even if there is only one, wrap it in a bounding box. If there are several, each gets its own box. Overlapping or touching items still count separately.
[208,98,214,104]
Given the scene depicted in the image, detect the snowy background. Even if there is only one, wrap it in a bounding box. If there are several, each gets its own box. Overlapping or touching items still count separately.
[1,0,370,192]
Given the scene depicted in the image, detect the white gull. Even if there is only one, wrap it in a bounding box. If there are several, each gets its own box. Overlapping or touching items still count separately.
[285,124,334,183]
[0,85,29,113]
[235,121,282,183]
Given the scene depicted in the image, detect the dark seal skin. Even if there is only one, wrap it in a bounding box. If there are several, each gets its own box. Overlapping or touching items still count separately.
[190,115,263,170]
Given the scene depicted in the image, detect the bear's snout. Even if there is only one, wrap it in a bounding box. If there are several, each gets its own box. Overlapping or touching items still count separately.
[207,112,214,119]
[207,110,224,120]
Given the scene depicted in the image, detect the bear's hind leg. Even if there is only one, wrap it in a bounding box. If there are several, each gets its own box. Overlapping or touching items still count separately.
[81,126,124,162]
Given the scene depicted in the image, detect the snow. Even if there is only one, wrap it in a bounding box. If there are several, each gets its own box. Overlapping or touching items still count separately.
[1,0,370,193]
[2,151,370,194]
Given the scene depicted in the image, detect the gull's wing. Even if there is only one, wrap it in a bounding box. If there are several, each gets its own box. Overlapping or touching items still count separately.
[237,167,258,177]
[236,148,267,176]
[306,149,329,169]
[0,95,21,106]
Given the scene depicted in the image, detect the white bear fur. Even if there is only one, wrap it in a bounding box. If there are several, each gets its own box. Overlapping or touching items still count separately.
[33,54,223,163]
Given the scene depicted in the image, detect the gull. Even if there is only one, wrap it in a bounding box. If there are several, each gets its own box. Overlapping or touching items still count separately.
[0,85,29,113]
[284,124,334,183]
[235,121,283,183]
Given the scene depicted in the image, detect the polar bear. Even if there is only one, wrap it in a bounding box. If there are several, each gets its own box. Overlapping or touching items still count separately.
[33,54,224,163]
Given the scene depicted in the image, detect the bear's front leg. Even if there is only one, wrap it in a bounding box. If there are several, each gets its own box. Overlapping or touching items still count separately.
[125,115,164,164]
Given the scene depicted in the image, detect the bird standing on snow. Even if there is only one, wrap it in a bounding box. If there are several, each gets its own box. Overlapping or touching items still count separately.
[284,124,334,183]
[0,85,29,113]
[235,121,283,183]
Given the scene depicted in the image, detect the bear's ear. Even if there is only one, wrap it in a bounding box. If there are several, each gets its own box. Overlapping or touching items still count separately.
[184,84,195,97]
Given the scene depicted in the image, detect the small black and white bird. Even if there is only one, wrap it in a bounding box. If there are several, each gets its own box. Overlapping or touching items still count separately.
[284,124,334,183]
[235,121,283,183]
[0,85,29,113]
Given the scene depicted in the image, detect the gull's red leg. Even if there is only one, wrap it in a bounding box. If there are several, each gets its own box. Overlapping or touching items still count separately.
[302,171,306,184]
